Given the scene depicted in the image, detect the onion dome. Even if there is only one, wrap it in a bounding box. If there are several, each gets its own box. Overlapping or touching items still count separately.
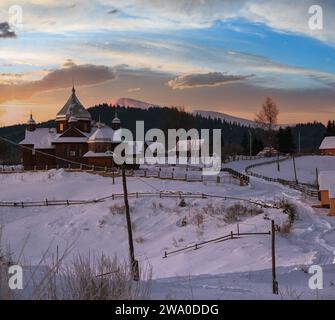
[112,111,121,124]
[56,86,91,121]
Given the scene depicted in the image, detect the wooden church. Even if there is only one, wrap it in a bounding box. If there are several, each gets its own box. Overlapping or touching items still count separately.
[20,87,132,170]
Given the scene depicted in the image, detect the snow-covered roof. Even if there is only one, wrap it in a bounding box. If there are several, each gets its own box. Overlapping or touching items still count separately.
[52,137,88,143]
[319,136,335,150]
[88,126,112,142]
[88,126,123,143]
[83,151,114,158]
[318,171,335,190]
[112,113,121,124]
[56,87,91,120]
[19,128,57,149]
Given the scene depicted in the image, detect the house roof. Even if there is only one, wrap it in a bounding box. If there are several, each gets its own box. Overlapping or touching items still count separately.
[19,128,57,149]
[88,125,112,142]
[318,171,335,190]
[56,87,91,120]
[319,136,335,150]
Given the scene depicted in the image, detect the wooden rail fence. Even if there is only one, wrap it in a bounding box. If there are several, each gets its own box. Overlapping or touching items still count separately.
[0,191,279,209]
[245,156,319,198]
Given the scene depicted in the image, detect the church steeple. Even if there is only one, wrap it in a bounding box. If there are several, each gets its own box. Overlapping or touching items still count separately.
[27,113,36,132]
[111,111,121,130]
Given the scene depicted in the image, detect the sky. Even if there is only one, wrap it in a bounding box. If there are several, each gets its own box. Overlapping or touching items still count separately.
[0,0,335,126]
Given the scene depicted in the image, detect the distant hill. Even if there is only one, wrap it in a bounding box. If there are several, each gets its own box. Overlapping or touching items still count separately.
[111,98,160,109]
[193,110,258,128]
[0,103,327,164]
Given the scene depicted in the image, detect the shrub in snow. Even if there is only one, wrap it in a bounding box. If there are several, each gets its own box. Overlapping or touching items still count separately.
[193,213,204,228]
[277,199,298,224]
[278,221,292,235]
[135,236,145,244]
[109,203,130,216]
[224,204,263,223]
[202,203,225,217]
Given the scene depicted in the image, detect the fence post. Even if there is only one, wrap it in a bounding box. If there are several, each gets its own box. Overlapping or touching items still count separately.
[216,176,220,184]
[271,220,278,295]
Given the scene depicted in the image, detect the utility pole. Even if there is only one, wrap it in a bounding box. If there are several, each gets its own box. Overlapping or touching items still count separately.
[248,130,252,157]
[112,158,115,184]
[292,154,298,184]
[271,220,278,295]
[298,130,301,154]
[277,144,280,172]
[122,164,139,281]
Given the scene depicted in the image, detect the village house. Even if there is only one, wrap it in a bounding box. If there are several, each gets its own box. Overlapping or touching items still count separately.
[19,87,143,170]
[319,136,335,155]
[328,184,335,216]
[318,171,335,207]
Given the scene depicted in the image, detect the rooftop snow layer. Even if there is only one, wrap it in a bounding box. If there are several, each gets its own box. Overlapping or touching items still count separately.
[318,170,335,190]
[19,128,57,149]
[319,136,335,150]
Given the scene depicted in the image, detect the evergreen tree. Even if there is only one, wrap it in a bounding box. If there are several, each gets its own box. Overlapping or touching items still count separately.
[276,127,295,153]
[241,132,249,155]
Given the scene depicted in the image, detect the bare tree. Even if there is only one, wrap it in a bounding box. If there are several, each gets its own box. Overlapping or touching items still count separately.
[255,97,279,152]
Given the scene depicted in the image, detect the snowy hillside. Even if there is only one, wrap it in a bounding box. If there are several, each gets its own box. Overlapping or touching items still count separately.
[193,110,259,128]
[111,98,159,109]
[251,155,335,185]
[1,162,335,299]
[110,97,259,127]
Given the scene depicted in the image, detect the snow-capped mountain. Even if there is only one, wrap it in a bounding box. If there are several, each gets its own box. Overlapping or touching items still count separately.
[111,98,292,128]
[111,98,159,109]
[192,110,259,128]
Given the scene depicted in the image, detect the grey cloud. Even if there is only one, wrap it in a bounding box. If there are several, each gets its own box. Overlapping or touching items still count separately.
[0,22,16,38]
[0,63,115,103]
[167,72,254,89]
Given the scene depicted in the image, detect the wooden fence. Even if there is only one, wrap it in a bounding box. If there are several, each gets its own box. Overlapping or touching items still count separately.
[0,164,250,186]
[0,191,279,209]
[245,157,319,198]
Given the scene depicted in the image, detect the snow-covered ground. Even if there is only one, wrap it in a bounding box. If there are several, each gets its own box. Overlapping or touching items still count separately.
[251,156,335,185]
[0,163,335,299]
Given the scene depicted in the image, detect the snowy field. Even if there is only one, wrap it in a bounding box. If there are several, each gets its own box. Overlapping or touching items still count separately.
[251,156,335,185]
[1,166,335,299]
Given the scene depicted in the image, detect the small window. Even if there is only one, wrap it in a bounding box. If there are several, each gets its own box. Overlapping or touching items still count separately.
[70,151,76,157]
[60,123,64,132]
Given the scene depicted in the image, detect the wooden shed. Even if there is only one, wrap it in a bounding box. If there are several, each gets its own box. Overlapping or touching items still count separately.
[319,136,335,156]
[328,184,335,216]
[318,171,335,207]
